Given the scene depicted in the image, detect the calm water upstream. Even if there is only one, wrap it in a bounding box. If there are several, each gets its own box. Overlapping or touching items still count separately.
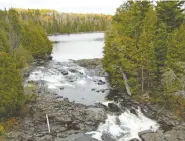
[28,32,108,105]
[49,32,104,61]
[27,32,159,141]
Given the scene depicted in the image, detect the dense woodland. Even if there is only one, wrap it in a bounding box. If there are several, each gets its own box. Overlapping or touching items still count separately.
[16,9,112,34]
[103,0,185,117]
[1,0,185,136]
[0,8,52,119]
[0,8,111,135]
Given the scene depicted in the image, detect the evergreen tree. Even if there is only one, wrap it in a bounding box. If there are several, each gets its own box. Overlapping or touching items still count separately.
[138,6,157,93]
[156,1,185,32]
[20,23,52,58]
[0,52,25,117]
[153,23,168,86]
[167,24,185,65]
[8,8,21,49]
[0,29,10,53]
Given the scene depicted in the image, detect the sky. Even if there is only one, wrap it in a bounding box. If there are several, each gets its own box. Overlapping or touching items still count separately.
[0,0,124,15]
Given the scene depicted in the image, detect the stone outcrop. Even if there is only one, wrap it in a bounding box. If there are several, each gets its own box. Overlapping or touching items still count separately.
[6,94,106,141]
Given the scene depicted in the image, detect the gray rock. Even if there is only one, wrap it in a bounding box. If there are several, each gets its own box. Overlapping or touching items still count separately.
[6,91,106,141]
[97,80,106,85]
[24,72,30,77]
[60,87,64,90]
[129,138,139,141]
[91,88,96,91]
[102,133,116,141]
[130,109,138,116]
[108,103,120,112]
[139,131,165,141]
[64,98,69,102]
[39,134,53,141]
[85,108,106,123]
[139,128,185,141]
[55,133,98,141]
[48,56,53,60]
[61,70,68,75]
[164,128,185,141]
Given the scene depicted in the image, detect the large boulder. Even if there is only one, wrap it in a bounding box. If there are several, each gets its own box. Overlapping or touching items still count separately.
[108,103,120,112]
[139,127,185,141]
[84,108,106,124]
[129,139,139,141]
[139,130,165,141]
[102,133,117,141]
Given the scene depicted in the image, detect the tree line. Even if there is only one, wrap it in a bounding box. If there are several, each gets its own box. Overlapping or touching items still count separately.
[15,8,112,34]
[102,1,185,117]
[0,8,111,120]
[0,8,52,118]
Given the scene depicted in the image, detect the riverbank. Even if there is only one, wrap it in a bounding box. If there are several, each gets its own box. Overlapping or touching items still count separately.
[6,88,106,141]
[5,58,108,141]
[5,58,185,141]
[48,31,104,36]
[74,59,185,141]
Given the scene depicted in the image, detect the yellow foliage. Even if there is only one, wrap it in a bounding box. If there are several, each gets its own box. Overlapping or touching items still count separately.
[0,124,5,136]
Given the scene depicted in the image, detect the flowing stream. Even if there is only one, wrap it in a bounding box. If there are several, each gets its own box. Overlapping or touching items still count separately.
[27,32,159,141]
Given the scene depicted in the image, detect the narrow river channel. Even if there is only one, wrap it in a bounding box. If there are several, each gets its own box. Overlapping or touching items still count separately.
[26,32,159,141]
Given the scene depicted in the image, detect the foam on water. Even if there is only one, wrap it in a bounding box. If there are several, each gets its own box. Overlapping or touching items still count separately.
[26,61,109,105]
[26,32,160,141]
[87,107,159,141]
[28,65,76,89]
[101,101,115,107]
[76,79,87,85]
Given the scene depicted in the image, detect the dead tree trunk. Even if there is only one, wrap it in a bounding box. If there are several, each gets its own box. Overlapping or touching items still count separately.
[120,68,132,96]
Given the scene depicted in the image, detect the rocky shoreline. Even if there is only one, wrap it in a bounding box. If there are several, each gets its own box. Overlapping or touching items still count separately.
[74,59,185,141]
[7,92,106,141]
[6,58,185,141]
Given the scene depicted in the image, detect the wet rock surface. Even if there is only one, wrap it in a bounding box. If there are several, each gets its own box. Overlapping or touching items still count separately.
[139,126,185,141]
[16,58,185,141]
[6,93,106,141]
[73,59,108,77]
[121,95,185,141]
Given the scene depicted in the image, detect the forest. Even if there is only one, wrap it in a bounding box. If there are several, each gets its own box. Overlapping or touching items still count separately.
[15,8,112,34]
[0,8,52,118]
[102,0,185,118]
[0,7,111,135]
[2,0,185,137]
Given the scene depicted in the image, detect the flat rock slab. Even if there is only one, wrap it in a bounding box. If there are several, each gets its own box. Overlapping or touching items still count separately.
[54,133,99,141]
[139,127,185,141]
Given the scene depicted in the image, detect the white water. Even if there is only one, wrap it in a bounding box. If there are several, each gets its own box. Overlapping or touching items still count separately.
[27,61,108,105]
[87,103,159,141]
[27,33,159,141]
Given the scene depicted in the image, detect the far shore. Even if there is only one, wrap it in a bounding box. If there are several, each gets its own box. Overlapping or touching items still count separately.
[47,31,104,36]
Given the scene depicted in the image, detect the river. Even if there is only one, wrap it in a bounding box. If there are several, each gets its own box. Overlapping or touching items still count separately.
[27,32,159,141]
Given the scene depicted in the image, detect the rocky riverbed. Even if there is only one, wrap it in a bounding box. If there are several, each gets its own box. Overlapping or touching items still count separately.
[73,59,185,141]
[6,58,185,141]
[7,92,106,141]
